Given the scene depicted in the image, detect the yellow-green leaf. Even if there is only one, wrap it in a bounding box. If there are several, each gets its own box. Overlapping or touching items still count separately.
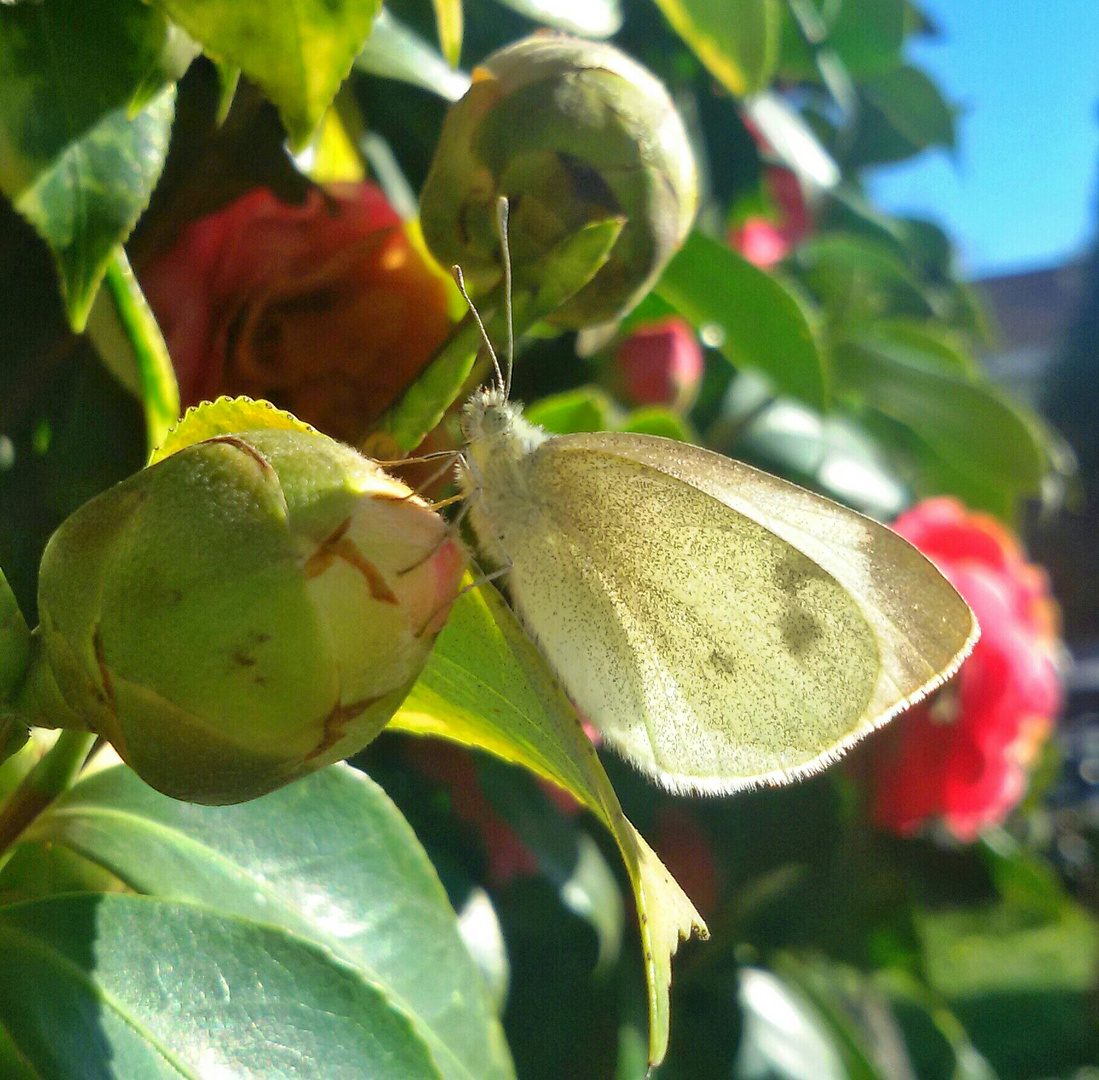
[148,0,383,148]
[150,396,315,465]
[432,0,463,67]
[393,581,707,1067]
[652,0,781,97]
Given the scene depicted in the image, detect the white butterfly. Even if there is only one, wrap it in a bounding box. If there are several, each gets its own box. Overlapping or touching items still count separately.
[441,197,976,795]
[456,382,977,794]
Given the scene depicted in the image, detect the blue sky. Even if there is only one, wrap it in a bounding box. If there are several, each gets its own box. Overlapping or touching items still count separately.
[867,0,1099,279]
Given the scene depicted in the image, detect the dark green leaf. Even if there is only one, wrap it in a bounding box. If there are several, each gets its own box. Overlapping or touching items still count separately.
[148,0,382,147]
[834,340,1049,492]
[492,0,623,39]
[0,0,180,329]
[796,232,936,324]
[13,763,515,1080]
[0,894,443,1078]
[848,64,957,167]
[0,565,30,705]
[651,0,781,96]
[656,230,828,409]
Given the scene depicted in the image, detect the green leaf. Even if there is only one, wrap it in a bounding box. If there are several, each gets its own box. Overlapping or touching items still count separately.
[0,0,180,329]
[834,340,1049,492]
[355,9,471,101]
[150,395,315,464]
[85,248,181,454]
[796,232,937,324]
[432,0,464,67]
[622,407,693,442]
[856,317,977,376]
[11,764,515,1080]
[651,0,781,96]
[491,0,623,39]
[0,894,444,1078]
[0,566,31,706]
[736,967,851,1080]
[393,583,707,1067]
[149,0,382,148]
[826,0,905,77]
[526,387,615,433]
[656,230,828,410]
[848,64,957,167]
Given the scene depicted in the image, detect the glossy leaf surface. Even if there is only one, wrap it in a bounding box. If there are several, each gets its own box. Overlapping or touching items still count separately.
[0,894,444,1079]
[8,763,515,1080]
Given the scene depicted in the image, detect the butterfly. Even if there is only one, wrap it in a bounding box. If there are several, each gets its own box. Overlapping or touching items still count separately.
[450,233,977,793]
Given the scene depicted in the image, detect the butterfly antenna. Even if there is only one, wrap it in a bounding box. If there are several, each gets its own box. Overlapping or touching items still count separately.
[495,196,515,399]
[452,264,506,395]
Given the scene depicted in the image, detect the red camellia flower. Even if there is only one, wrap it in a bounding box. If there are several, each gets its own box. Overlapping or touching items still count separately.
[729,166,811,268]
[612,316,703,412]
[868,498,1062,841]
[141,183,452,444]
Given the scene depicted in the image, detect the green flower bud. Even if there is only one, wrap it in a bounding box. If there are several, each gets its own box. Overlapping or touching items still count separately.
[37,429,467,804]
[420,34,698,329]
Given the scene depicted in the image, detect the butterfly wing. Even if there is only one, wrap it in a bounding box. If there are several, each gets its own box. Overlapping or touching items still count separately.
[489,431,976,793]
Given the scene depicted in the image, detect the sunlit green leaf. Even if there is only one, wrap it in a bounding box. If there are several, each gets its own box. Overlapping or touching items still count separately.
[355,9,471,102]
[651,0,781,96]
[432,0,464,66]
[9,764,515,1080]
[0,894,444,1078]
[656,231,828,410]
[526,387,615,433]
[393,583,706,1067]
[148,0,382,147]
[826,0,905,77]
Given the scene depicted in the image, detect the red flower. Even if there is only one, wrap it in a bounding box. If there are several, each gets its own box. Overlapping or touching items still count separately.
[612,316,703,412]
[141,184,452,444]
[868,498,1062,841]
[729,167,811,268]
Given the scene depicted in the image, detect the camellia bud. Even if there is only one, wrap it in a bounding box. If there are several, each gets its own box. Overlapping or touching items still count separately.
[37,426,467,804]
[420,34,698,329]
[611,317,703,412]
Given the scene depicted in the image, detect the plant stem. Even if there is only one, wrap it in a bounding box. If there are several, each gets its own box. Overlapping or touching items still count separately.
[0,729,96,856]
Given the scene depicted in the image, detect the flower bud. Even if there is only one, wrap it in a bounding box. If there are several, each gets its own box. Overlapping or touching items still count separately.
[420,34,697,329]
[610,316,703,412]
[37,428,467,804]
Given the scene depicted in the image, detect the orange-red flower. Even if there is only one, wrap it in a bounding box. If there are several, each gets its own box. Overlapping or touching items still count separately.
[141,184,452,444]
[868,498,1062,841]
